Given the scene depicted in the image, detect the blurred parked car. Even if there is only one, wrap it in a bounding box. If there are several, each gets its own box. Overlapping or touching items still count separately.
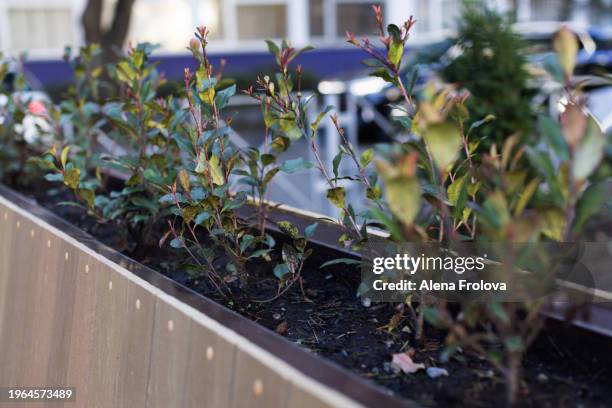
[319,22,612,144]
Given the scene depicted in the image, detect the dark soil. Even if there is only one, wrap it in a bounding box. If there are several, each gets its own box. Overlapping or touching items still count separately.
[8,178,612,408]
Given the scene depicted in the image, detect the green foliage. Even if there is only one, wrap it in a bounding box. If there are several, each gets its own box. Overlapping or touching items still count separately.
[266,220,316,300]
[37,44,184,249]
[0,10,607,406]
[442,2,534,147]
[347,8,609,405]
[0,56,51,184]
[246,41,368,249]
[163,27,277,293]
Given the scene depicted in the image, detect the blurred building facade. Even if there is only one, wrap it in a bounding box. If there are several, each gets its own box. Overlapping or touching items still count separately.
[1,0,611,58]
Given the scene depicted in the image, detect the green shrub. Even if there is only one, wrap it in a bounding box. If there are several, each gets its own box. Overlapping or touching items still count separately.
[442,1,534,148]
[36,44,185,250]
[361,18,605,404]
[1,7,605,406]
[163,27,276,294]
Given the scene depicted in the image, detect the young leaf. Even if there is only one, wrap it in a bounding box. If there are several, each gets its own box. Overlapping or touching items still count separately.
[282,244,300,273]
[273,263,290,279]
[513,178,540,216]
[78,188,96,208]
[199,84,216,107]
[320,258,361,268]
[366,185,382,201]
[540,116,569,161]
[327,187,346,209]
[553,27,578,78]
[261,153,276,166]
[388,40,404,68]
[60,146,70,169]
[214,84,236,110]
[423,122,462,171]
[572,116,604,181]
[385,177,421,226]
[573,182,606,231]
[178,169,190,192]
[280,157,314,174]
[468,114,495,134]
[240,234,255,253]
[45,173,64,183]
[447,175,467,206]
[170,237,185,249]
[332,151,342,179]
[194,211,211,225]
[360,148,374,167]
[539,207,565,241]
[387,24,402,41]
[265,40,280,62]
[209,154,224,185]
[304,222,319,239]
[63,168,81,189]
[277,221,299,239]
[311,106,333,133]
[447,175,469,220]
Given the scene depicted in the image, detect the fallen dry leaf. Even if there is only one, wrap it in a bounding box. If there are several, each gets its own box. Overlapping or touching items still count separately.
[377,312,404,332]
[391,352,425,374]
[276,320,288,335]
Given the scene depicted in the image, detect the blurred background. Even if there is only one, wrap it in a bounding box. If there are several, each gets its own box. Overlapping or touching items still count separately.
[2,1,611,79]
[1,0,611,215]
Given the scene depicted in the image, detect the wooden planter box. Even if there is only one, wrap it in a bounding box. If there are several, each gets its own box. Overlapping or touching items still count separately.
[0,186,413,408]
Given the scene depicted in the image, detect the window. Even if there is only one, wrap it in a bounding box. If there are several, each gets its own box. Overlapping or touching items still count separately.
[309,0,382,41]
[128,0,192,51]
[200,0,224,40]
[236,5,287,40]
[530,0,563,21]
[336,2,381,36]
[7,8,74,52]
[309,0,324,37]
[127,0,223,52]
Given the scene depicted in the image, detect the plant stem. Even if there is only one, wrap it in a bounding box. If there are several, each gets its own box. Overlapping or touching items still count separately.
[506,353,521,407]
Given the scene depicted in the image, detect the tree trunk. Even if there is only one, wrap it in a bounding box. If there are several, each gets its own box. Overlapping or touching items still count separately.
[81,0,135,51]
[81,0,103,44]
[103,0,136,51]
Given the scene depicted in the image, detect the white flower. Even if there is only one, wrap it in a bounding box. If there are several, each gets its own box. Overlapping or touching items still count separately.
[0,94,8,107]
[22,114,52,144]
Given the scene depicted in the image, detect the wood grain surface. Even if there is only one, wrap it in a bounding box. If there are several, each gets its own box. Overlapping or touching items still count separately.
[0,199,358,408]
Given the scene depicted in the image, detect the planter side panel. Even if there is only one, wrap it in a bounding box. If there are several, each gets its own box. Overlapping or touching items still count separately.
[0,197,363,408]
[0,207,15,382]
[0,214,45,387]
[64,251,98,406]
[87,265,130,407]
[116,282,156,407]
[146,298,192,408]
[231,349,292,408]
[184,320,236,408]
